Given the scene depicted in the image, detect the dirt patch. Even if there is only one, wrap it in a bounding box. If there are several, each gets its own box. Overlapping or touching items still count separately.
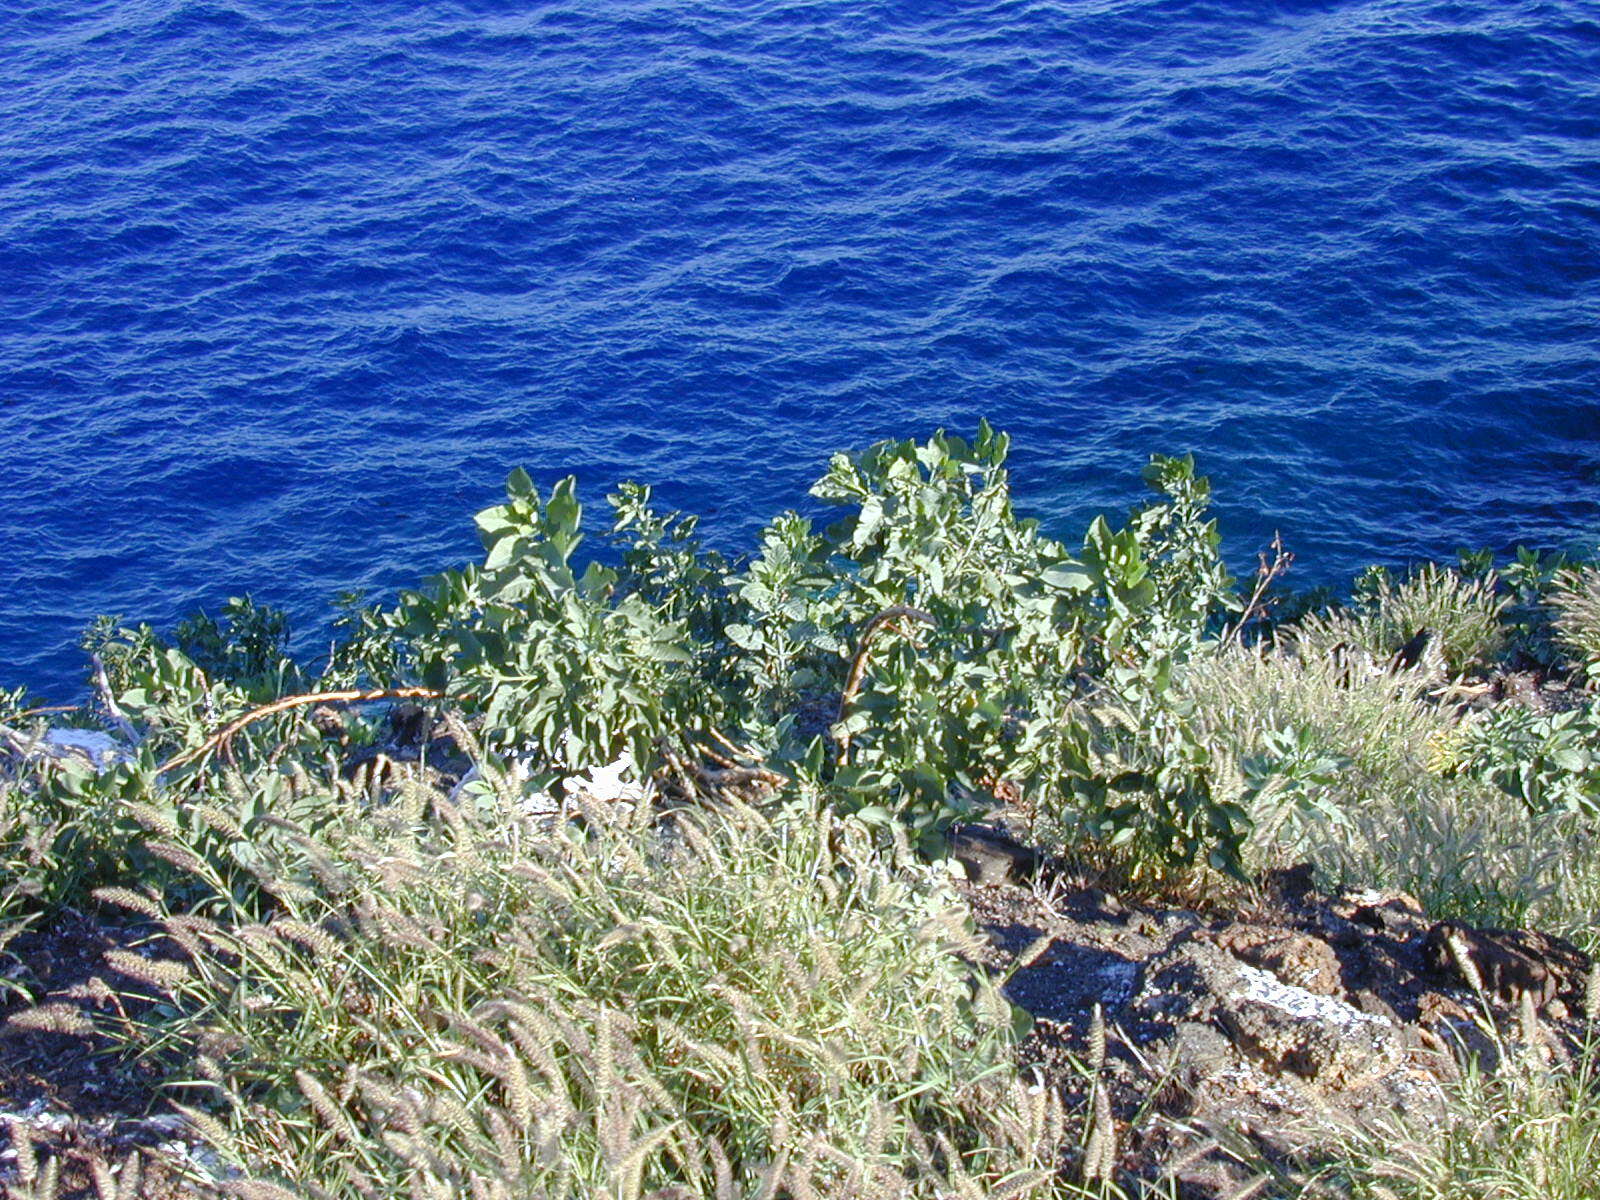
[0,909,208,1198]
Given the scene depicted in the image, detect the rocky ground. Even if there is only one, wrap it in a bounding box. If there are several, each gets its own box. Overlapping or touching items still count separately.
[951,823,1595,1197]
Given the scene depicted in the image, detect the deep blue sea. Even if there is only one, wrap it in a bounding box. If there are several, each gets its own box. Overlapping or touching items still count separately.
[3,1,1598,697]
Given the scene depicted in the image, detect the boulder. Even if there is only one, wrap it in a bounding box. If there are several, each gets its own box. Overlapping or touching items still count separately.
[1421,920,1590,1008]
[946,824,1039,886]
[1135,938,1407,1091]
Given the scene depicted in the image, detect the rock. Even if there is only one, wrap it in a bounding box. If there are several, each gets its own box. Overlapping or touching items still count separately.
[1212,926,1343,996]
[946,824,1039,886]
[1351,988,1401,1024]
[1135,939,1406,1092]
[570,752,649,804]
[387,702,434,747]
[1221,966,1405,1089]
[1084,887,1126,919]
[42,729,130,770]
[0,727,132,772]
[1171,1020,1235,1084]
[1421,921,1572,1007]
[1316,909,1367,949]
[1335,888,1428,937]
[1263,861,1318,906]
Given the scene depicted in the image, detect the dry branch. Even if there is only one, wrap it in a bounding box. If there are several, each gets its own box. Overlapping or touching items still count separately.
[1226,532,1293,647]
[91,654,141,745]
[159,687,444,773]
[12,705,80,719]
[834,604,936,758]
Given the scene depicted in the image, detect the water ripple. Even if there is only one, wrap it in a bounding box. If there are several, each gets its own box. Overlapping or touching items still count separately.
[2,0,1597,693]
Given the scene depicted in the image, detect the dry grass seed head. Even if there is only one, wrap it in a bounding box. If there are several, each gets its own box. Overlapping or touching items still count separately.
[142,838,210,877]
[103,948,190,993]
[192,802,247,841]
[6,1002,95,1037]
[89,886,163,920]
[226,1183,302,1200]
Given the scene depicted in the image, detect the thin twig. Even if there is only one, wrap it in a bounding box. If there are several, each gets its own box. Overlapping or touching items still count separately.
[1226,532,1293,647]
[0,725,41,758]
[834,605,937,758]
[159,687,443,773]
[704,726,758,763]
[13,705,80,719]
[696,741,744,770]
[678,740,788,789]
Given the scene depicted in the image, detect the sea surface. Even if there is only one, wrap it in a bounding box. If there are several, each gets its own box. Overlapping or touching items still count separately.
[3,0,1598,696]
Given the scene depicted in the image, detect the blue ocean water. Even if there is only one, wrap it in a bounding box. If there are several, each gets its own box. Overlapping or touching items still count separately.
[3,0,1598,696]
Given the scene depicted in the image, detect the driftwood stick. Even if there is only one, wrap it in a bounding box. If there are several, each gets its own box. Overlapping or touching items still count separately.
[91,655,142,746]
[159,687,444,773]
[834,605,937,757]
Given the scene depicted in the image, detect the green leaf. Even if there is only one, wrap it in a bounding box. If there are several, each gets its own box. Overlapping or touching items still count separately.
[851,806,896,828]
[851,496,885,552]
[546,477,581,533]
[506,467,537,501]
[725,623,762,651]
[1041,563,1094,593]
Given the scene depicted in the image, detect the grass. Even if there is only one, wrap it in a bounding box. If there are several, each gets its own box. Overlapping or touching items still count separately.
[77,778,1085,1199]
[1551,566,1600,682]
[1298,979,1600,1200]
[1289,564,1509,679]
[1178,640,1600,945]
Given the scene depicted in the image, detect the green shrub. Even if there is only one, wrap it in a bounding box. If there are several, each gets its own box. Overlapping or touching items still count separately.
[339,430,1252,878]
[1440,702,1600,820]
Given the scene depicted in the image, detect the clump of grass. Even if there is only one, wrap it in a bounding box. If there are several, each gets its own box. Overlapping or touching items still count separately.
[1177,642,1600,938]
[1181,640,1450,787]
[1293,564,1509,678]
[1301,971,1600,1200]
[85,781,1078,1198]
[1550,566,1600,683]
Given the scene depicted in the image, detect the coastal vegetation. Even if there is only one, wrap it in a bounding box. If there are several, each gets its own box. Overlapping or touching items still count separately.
[3,427,1599,1198]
